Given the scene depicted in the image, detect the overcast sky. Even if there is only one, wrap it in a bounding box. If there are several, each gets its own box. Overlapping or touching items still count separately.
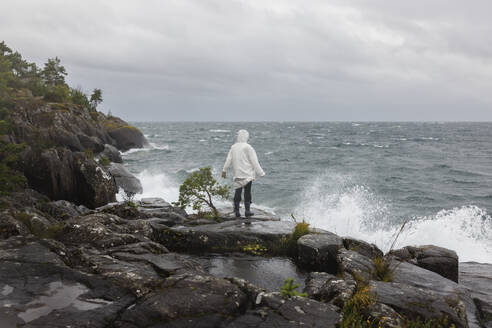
[1,1,492,121]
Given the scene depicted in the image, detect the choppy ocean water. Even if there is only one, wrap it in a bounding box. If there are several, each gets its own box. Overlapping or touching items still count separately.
[120,122,492,263]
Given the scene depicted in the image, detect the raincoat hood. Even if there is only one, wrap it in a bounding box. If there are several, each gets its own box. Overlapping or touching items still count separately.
[236,129,249,143]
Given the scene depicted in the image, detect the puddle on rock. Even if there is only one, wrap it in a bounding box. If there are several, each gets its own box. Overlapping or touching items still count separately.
[191,254,307,291]
[17,281,113,323]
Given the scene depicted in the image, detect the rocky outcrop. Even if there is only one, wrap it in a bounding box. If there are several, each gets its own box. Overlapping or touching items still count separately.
[0,190,489,328]
[156,219,297,253]
[390,245,459,282]
[100,143,123,163]
[108,163,143,196]
[23,148,117,208]
[6,100,147,209]
[101,116,148,151]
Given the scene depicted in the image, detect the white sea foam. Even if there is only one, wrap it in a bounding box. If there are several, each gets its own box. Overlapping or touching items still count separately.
[209,129,230,133]
[293,172,492,263]
[121,143,169,155]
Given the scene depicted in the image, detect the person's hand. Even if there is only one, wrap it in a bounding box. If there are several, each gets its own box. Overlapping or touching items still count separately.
[221,171,226,179]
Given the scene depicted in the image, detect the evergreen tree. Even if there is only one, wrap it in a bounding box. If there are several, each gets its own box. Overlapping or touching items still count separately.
[90,88,102,110]
[42,57,67,87]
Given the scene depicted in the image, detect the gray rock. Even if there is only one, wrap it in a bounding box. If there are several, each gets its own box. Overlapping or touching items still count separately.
[390,245,458,282]
[40,200,91,220]
[460,262,492,327]
[337,248,376,281]
[343,237,384,259]
[100,143,123,163]
[297,232,343,273]
[369,280,468,328]
[0,237,135,328]
[304,272,337,298]
[228,292,340,328]
[23,148,117,209]
[104,118,148,152]
[157,220,297,253]
[393,260,481,328]
[0,210,30,239]
[59,213,142,249]
[108,163,143,196]
[114,274,247,327]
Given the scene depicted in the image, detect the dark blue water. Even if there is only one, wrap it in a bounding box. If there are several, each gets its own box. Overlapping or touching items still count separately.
[121,122,492,262]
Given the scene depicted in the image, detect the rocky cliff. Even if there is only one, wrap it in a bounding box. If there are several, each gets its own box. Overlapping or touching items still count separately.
[4,97,147,208]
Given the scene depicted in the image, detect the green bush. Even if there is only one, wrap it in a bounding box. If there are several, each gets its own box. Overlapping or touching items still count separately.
[272,216,311,257]
[0,141,26,195]
[373,257,393,282]
[173,166,229,218]
[44,84,69,103]
[280,278,307,298]
[98,155,110,167]
[70,87,90,108]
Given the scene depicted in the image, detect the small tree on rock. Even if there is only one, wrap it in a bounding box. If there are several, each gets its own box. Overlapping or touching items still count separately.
[90,88,102,110]
[174,166,229,218]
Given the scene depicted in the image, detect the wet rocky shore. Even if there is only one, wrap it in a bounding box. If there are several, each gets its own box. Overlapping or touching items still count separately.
[0,103,491,327]
[1,192,491,327]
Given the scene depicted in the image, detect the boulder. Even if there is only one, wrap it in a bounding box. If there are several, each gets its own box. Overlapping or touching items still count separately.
[304,272,356,307]
[0,210,31,239]
[114,274,247,327]
[390,245,458,282]
[460,262,492,328]
[297,232,343,273]
[100,143,123,163]
[392,260,481,327]
[39,199,91,221]
[108,163,143,196]
[337,248,376,281]
[343,237,384,259]
[23,148,117,209]
[156,220,297,253]
[102,117,148,151]
[59,213,144,249]
[0,236,135,328]
[369,280,468,327]
[226,292,340,328]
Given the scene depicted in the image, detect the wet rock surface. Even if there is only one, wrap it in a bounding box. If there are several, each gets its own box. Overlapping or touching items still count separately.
[157,219,298,253]
[108,163,143,196]
[0,237,135,328]
[460,262,492,328]
[0,190,489,328]
[296,232,343,274]
[390,245,459,282]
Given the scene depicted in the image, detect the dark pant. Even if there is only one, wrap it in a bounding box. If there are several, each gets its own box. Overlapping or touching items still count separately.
[234,181,252,204]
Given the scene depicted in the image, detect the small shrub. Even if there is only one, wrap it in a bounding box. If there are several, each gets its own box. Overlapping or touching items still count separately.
[340,281,379,328]
[98,155,110,167]
[373,257,393,282]
[43,84,69,103]
[280,278,307,298]
[122,191,137,207]
[242,243,268,256]
[0,141,27,195]
[173,166,229,218]
[271,216,311,257]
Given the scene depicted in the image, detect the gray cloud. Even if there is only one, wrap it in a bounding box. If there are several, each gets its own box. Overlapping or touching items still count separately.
[1,0,491,121]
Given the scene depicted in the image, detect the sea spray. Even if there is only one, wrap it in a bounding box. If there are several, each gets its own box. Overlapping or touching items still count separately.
[294,172,492,263]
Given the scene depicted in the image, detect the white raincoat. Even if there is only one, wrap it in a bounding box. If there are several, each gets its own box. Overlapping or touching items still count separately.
[222,130,265,189]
